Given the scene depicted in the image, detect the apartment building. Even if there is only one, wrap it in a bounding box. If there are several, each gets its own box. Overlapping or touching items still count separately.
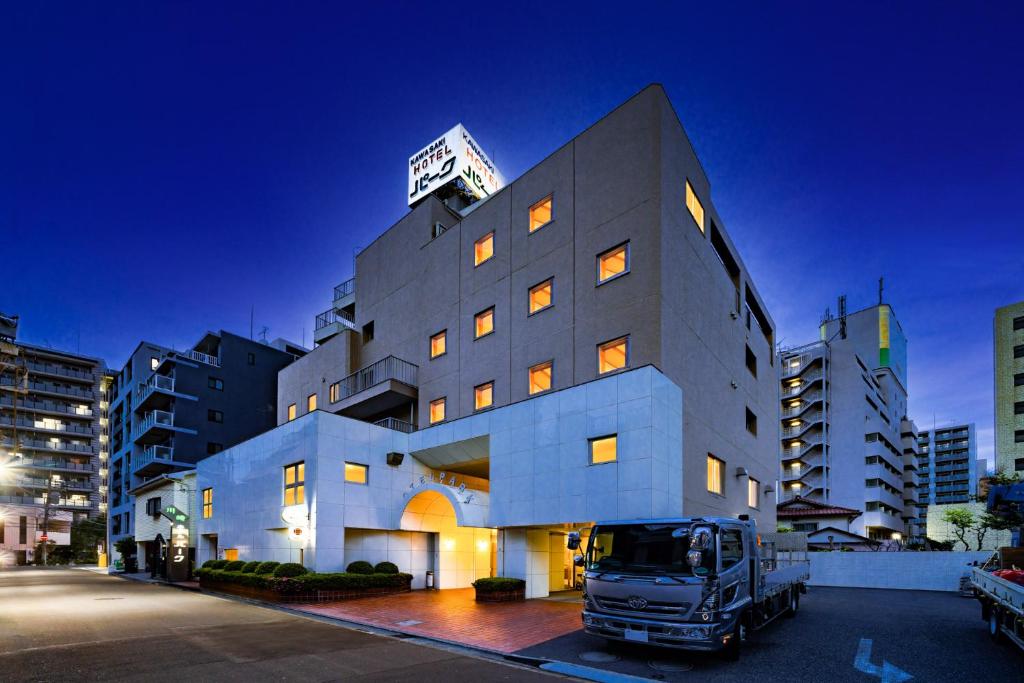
[994,301,1024,475]
[106,331,300,562]
[201,84,781,598]
[779,303,920,541]
[0,313,106,565]
[911,423,980,537]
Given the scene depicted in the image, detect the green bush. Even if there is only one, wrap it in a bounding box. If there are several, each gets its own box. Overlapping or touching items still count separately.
[241,561,262,573]
[255,561,280,575]
[209,559,229,569]
[272,562,310,578]
[374,561,399,575]
[201,560,218,569]
[270,572,412,594]
[472,577,525,593]
[224,560,246,571]
[346,561,374,575]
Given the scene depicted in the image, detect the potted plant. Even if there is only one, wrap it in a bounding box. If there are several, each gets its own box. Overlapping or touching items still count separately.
[472,577,526,602]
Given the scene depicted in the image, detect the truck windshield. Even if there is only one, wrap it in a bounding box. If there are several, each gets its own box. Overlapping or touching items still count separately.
[587,523,715,576]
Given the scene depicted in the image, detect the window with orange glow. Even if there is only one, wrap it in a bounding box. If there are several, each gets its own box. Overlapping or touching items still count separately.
[284,462,305,505]
[686,181,705,234]
[529,196,553,232]
[598,337,628,374]
[529,279,553,314]
[598,243,629,283]
[529,361,552,395]
[474,381,493,411]
[474,232,494,266]
[429,397,446,424]
[474,308,494,339]
[590,435,617,464]
[430,330,446,359]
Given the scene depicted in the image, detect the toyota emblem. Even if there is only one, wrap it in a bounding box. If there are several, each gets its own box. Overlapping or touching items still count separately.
[627,596,648,610]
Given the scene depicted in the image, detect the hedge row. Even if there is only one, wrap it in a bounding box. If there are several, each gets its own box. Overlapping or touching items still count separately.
[196,568,412,594]
[200,560,297,577]
[472,577,525,592]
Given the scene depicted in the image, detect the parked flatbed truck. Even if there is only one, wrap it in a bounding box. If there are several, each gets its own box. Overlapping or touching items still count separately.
[972,563,1024,652]
[568,517,809,659]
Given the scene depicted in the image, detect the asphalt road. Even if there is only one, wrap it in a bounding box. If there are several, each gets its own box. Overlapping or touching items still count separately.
[0,568,554,683]
[519,586,1024,682]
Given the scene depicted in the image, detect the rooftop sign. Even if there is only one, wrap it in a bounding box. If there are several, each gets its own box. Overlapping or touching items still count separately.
[408,124,504,206]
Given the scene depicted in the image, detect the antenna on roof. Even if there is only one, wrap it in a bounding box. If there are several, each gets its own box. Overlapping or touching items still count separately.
[878,277,884,306]
[838,295,847,340]
[259,326,269,343]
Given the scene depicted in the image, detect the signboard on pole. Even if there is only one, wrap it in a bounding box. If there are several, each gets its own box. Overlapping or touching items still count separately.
[408,124,504,206]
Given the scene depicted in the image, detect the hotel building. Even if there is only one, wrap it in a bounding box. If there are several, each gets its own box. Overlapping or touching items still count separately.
[197,85,781,598]
[994,300,1024,475]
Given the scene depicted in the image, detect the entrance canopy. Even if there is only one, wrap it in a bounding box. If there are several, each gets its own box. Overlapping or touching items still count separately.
[396,484,490,529]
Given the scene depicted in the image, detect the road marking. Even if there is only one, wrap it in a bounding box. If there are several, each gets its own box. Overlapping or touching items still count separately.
[854,638,912,683]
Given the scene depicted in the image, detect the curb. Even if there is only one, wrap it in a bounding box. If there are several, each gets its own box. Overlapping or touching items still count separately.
[107,571,201,592]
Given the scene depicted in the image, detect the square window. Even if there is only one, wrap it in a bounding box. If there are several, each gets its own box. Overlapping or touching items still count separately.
[1015,429,1024,444]
[1015,373,1024,387]
[745,346,757,378]
[529,361,553,395]
[707,454,724,495]
[746,407,757,436]
[474,232,494,266]
[344,462,368,485]
[287,403,296,421]
[474,381,494,411]
[748,477,760,509]
[590,435,617,464]
[430,330,447,359]
[597,243,629,284]
[474,308,494,339]
[529,279,553,315]
[1015,344,1024,359]
[1014,316,1024,331]
[529,195,553,233]
[208,376,224,391]
[686,180,705,234]
[208,409,223,424]
[429,397,446,424]
[329,382,340,403]
[362,321,375,343]
[307,393,317,413]
[206,442,223,455]
[598,336,628,375]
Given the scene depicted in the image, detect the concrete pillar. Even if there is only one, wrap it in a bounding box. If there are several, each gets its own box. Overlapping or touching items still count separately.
[497,528,552,598]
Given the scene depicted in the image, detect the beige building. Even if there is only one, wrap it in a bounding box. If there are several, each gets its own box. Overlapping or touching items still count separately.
[993,301,1024,475]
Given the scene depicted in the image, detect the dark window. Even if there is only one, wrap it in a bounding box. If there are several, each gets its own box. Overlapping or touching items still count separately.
[247,352,256,366]
[208,409,224,423]
[792,522,817,532]
[19,516,27,545]
[744,284,773,348]
[1014,316,1024,331]
[745,345,757,377]
[1016,458,1024,472]
[1015,401,1024,415]
[1015,344,1024,359]
[1016,430,1024,444]
[0,517,4,543]
[1015,373,1024,387]
[146,497,162,517]
[720,529,744,570]
[362,321,375,343]
[208,377,224,391]
[207,442,224,455]
[745,407,757,436]
[710,221,741,311]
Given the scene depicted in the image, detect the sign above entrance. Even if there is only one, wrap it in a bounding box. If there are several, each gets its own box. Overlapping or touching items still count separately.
[408,124,504,206]
[160,505,189,524]
[404,470,484,504]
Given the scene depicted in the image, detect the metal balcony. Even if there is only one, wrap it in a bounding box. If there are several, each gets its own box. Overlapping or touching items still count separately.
[334,278,356,306]
[372,416,416,433]
[331,356,418,420]
[134,374,197,412]
[131,410,196,444]
[314,307,356,345]
[132,444,188,477]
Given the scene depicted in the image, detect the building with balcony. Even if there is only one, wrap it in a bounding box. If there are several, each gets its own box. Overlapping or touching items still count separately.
[994,300,1024,476]
[778,303,920,541]
[912,423,980,539]
[202,85,781,598]
[106,331,302,563]
[0,313,106,565]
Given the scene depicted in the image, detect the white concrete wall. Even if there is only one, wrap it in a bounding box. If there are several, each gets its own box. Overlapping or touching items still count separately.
[808,551,992,591]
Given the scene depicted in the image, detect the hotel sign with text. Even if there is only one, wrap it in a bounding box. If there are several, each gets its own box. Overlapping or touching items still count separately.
[408,124,504,206]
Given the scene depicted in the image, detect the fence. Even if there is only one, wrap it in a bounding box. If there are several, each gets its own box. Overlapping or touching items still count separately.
[807,551,993,592]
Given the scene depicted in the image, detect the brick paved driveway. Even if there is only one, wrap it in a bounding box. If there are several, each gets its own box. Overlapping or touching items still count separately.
[291,588,582,653]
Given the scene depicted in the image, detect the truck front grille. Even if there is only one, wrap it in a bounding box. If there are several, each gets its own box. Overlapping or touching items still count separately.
[594,596,693,616]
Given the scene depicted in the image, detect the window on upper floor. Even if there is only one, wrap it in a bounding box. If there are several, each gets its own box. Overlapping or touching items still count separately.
[1015,344,1024,359]
[1015,373,1024,387]
[208,409,223,424]
[529,195,553,233]
[1015,429,1024,444]
[1014,316,1024,331]
[474,232,494,266]
[329,382,340,403]
[150,357,159,371]
[287,403,296,421]
[362,321,375,343]
[474,381,494,411]
[283,462,305,505]
[597,242,629,285]
[307,393,317,413]
[1015,401,1024,415]
[529,279,553,315]
[202,488,213,518]
[247,352,255,366]
[429,397,446,424]
[206,442,223,455]
[746,407,757,436]
[430,330,447,359]
[598,336,628,375]
[474,308,494,339]
[745,345,757,378]
[707,454,725,495]
[529,361,553,395]
[208,377,224,391]
[345,462,368,485]
[589,435,617,464]
[748,478,760,509]
[686,180,705,234]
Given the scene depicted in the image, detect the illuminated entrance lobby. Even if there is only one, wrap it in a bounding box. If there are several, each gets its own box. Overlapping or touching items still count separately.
[196,365,682,598]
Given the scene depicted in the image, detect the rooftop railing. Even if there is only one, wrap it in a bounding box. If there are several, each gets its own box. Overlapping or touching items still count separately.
[315,307,355,331]
[334,278,355,300]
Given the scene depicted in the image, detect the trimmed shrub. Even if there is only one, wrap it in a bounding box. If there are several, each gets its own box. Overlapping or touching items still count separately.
[373,561,399,575]
[209,559,230,569]
[224,560,246,571]
[472,577,525,593]
[241,561,262,574]
[255,561,280,575]
[270,572,413,594]
[201,560,218,569]
[346,561,374,575]
[272,562,310,578]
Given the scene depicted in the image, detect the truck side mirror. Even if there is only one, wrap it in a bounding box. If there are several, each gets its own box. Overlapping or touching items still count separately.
[567,531,581,550]
[573,554,585,567]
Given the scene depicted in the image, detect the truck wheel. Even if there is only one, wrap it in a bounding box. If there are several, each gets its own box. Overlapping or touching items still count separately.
[785,588,800,618]
[989,607,1003,643]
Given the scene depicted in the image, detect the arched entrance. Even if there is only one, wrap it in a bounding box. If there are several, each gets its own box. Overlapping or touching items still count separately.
[399,488,494,590]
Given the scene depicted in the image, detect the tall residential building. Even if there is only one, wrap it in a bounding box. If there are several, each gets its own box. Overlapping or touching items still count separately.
[994,301,1024,475]
[779,303,919,541]
[0,313,106,565]
[912,423,979,535]
[198,85,782,597]
[106,331,301,564]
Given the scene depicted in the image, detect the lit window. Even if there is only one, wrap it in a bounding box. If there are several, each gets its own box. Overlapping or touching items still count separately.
[307,393,317,413]
[529,279,553,315]
[748,478,760,509]
[150,357,159,370]
[202,488,213,518]
[344,462,368,485]
[284,462,305,505]
[287,403,296,421]
[430,330,447,359]
[590,435,617,464]
[429,397,446,424]
[707,454,724,495]
[329,382,340,403]
[474,381,494,411]
[598,336,628,374]
[529,195,553,233]
[598,243,629,283]
[686,180,705,234]
[474,308,494,339]
[474,232,494,266]
[529,361,553,395]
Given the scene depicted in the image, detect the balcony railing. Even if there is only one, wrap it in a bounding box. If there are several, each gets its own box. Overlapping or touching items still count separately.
[25,361,95,382]
[134,444,175,472]
[372,416,416,433]
[0,437,93,454]
[0,494,91,507]
[132,410,177,439]
[339,356,418,400]
[781,372,823,396]
[4,457,93,472]
[0,416,94,435]
[180,349,220,367]
[136,374,175,405]
[334,278,355,300]
[315,307,356,331]
[1,377,93,399]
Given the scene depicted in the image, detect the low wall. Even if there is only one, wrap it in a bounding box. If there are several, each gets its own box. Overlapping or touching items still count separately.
[808,551,992,591]
[199,577,411,603]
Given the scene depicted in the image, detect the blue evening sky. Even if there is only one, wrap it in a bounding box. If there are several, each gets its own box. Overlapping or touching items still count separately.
[3,3,1022,466]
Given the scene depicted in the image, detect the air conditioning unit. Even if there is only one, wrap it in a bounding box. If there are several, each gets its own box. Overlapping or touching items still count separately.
[386,452,405,467]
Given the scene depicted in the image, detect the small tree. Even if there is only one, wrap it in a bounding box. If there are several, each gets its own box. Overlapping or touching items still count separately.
[942,507,975,550]
[114,537,136,558]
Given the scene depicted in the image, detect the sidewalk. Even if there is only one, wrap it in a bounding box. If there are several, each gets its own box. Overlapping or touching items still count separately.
[112,570,200,591]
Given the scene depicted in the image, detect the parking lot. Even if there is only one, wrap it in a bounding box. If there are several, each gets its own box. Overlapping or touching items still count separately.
[517,586,1023,682]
